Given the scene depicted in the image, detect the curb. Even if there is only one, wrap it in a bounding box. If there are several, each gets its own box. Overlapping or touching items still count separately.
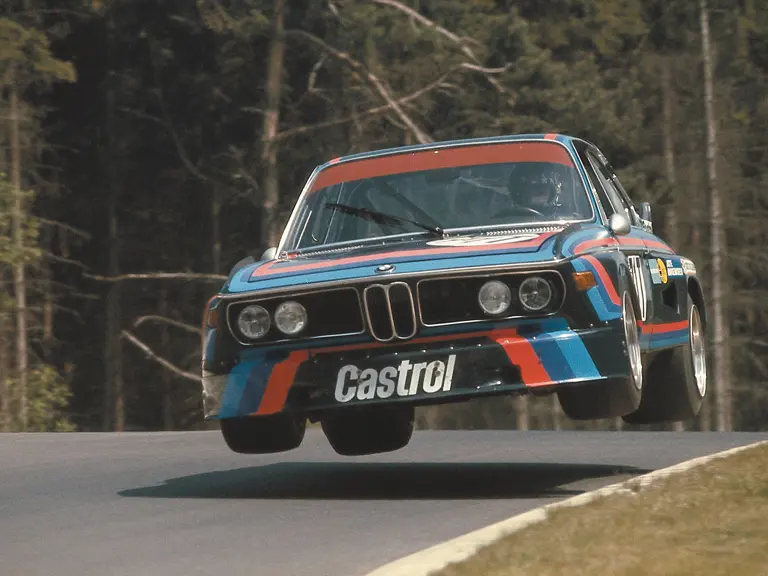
[363,439,768,576]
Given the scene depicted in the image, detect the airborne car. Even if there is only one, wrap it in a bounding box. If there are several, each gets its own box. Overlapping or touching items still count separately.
[201,134,708,456]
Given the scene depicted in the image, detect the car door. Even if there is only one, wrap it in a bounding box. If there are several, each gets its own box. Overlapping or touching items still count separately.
[573,142,653,325]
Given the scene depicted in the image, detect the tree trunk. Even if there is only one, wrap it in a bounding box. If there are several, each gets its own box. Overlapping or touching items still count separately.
[160,290,172,431]
[212,188,221,274]
[42,225,54,360]
[551,395,562,431]
[514,396,529,430]
[0,309,8,432]
[661,57,684,432]
[0,110,8,432]
[10,85,29,432]
[103,10,124,432]
[260,0,287,250]
[700,0,731,432]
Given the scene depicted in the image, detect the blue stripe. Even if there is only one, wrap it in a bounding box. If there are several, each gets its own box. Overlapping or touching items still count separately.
[528,335,575,381]
[650,329,688,349]
[572,257,620,321]
[230,249,556,292]
[220,362,255,418]
[550,331,602,379]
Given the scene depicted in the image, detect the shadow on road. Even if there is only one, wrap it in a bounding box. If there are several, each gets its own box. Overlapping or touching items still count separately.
[118,461,649,500]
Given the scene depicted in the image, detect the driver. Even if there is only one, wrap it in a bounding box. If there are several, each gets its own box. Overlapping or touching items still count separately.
[506,163,561,216]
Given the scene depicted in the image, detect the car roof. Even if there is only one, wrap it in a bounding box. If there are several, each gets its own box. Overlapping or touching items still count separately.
[315,133,590,171]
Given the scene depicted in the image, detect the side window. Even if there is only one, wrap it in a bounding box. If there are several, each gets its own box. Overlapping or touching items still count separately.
[577,149,613,218]
[587,153,632,222]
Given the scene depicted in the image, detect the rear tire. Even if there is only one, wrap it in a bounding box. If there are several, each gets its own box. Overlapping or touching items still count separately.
[321,405,414,456]
[557,290,643,420]
[622,294,706,424]
[220,413,306,454]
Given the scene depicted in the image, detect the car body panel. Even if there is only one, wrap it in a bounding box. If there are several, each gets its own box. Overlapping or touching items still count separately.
[201,133,705,422]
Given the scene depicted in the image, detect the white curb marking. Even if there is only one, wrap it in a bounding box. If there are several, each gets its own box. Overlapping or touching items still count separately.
[363,439,768,576]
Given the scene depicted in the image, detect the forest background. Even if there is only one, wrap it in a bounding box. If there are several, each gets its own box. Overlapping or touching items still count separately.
[1,0,766,433]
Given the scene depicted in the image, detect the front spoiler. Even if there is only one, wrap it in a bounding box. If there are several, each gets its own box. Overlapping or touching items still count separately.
[202,317,632,420]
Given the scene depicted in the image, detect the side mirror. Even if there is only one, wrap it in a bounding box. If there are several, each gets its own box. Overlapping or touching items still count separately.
[608,213,631,236]
[260,246,277,260]
[640,201,652,222]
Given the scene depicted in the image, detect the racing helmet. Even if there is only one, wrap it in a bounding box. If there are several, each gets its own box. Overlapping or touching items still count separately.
[507,163,560,210]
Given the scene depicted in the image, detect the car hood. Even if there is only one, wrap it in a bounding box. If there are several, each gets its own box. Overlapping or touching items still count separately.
[222,228,593,294]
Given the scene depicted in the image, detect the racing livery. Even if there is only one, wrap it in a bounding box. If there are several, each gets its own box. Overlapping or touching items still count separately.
[202,134,708,456]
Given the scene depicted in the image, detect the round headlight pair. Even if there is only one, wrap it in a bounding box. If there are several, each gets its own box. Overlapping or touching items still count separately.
[237,301,307,339]
[478,276,553,315]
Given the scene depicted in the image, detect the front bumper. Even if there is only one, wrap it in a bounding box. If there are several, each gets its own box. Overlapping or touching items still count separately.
[202,316,631,420]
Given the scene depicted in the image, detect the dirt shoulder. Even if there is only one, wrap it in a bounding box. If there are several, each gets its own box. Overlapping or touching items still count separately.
[434,441,768,576]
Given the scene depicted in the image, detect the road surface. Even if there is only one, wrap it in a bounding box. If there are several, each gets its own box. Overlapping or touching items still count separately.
[1,429,766,576]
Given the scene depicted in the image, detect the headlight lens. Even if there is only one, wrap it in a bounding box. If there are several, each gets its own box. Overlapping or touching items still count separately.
[519,276,553,311]
[274,300,308,335]
[478,280,512,315]
[237,305,271,339]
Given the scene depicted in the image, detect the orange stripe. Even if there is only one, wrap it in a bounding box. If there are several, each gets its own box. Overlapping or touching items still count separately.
[581,255,621,305]
[254,350,310,415]
[309,142,574,192]
[573,237,674,255]
[639,320,688,335]
[544,133,558,140]
[253,232,557,277]
[491,329,551,387]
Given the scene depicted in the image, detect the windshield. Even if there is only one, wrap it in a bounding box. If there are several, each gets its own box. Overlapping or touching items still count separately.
[283,141,594,252]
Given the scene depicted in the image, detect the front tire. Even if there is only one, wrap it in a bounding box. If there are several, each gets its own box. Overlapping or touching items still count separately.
[321,405,414,456]
[220,413,306,454]
[557,290,643,420]
[622,294,706,424]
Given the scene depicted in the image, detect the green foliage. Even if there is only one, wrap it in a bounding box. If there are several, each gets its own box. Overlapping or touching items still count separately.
[0,172,43,267]
[7,365,75,432]
[0,16,75,85]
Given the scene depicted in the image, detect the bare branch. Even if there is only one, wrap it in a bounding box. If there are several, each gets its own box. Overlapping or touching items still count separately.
[36,217,92,240]
[370,0,511,98]
[276,69,456,141]
[285,29,433,144]
[84,272,227,283]
[121,330,201,383]
[307,55,328,94]
[133,315,200,335]
[117,106,209,183]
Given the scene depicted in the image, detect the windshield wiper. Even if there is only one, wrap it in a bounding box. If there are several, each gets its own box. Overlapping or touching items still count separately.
[324,202,445,238]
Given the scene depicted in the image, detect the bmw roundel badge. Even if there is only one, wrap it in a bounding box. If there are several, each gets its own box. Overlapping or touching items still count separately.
[375,264,394,273]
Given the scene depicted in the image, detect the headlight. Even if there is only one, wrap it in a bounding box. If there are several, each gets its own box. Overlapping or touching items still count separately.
[478,280,512,315]
[237,305,270,339]
[274,300,308,335]
[519,276,553,311]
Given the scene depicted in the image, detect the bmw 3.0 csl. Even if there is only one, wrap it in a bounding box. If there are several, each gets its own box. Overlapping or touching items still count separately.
[201,134,708,456]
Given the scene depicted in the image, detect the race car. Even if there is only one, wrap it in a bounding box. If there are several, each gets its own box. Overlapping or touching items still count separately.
[201,133,708,456]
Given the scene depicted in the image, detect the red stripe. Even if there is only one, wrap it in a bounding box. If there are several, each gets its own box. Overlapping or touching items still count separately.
[254,351,310,415]
[544,133,558,140]
[491,329,551,387]
[639,320,689,335]
[581,255,621,305]
[252,232,556,277]
[573,237,674,255]
[309,142,574,192]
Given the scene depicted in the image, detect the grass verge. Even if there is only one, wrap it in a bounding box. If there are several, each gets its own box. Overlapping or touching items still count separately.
[434,442,768,576]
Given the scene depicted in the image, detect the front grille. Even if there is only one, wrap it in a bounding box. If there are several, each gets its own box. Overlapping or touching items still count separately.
[362,282,417,342]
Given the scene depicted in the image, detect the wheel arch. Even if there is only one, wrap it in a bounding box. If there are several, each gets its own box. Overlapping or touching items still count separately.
[687,276,707,328]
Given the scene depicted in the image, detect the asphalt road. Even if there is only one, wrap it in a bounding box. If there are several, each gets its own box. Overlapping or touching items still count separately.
[1,429,766,576]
